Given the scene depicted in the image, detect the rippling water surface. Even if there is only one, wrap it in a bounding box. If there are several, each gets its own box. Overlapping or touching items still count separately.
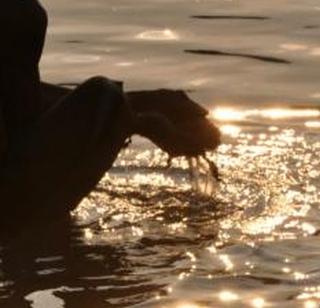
[1,0,320,307]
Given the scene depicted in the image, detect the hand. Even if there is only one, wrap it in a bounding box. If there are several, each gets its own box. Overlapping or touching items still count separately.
[127,89,208,123]
[128,89,221,157]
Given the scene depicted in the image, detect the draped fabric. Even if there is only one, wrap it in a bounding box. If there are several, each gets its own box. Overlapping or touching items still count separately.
[0,0,47,145]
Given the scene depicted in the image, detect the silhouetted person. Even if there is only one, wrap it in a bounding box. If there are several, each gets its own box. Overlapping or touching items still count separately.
[0,0,220,233]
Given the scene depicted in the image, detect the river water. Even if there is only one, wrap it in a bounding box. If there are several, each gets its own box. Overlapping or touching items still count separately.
[1,0,320,307]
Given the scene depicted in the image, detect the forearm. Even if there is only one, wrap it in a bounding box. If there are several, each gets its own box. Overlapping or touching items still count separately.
[134,113,191,157]
[40,81,151,112]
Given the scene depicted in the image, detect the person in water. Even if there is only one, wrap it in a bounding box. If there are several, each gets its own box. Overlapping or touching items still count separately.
[0,0,220,232]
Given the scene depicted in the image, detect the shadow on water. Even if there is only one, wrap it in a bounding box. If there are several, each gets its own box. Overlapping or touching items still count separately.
[185,49,292,64]
[0,182,229,307]
[64,40,85,44]
[0,218,162,307]
[303,25,319,29]
[191,15,271,20]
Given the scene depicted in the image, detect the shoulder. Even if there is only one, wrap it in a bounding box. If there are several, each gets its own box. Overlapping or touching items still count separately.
[0,0,48,27]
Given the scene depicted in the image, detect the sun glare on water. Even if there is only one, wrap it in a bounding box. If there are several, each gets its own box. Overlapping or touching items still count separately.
[211,107,246,121]
[219,124,242,137]
[136,28,179,40]
[211,107,320,121]
[176,304,201,308]
[218,290,239,302]
[305,121,320,128]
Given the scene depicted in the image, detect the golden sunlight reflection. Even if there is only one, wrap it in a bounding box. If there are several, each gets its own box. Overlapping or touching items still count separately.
[84,228,94,240]
[218,290,239,302]
[310,47,320,56]
[168,222,187,233]
[136,29,179,40]
[305,121,320,128]
[294,272,309,281]
[298,286,320,301]
[250,297,266,308]
[116,61,134,67]
[206,245,217,254]
[131,226,144,237]
[176,303,201,308]
[304,300,319,308]
[211,107,320,122]
[263,108,320,119]
[167,287,173,294]
[178,272,188,281]
[220,124,242,137]
[280,43,308,51]
[70,100,320,308]
[243,216,288,236]
[219,255,234,271]
[186,251,197,263]
[301,223,317,235]
[61,54,101,64]
[211,107,245,122]
[268,126,279,132]
[282,267,291,274]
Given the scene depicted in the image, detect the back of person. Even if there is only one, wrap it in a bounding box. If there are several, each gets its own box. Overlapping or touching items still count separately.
[0,0,47,145]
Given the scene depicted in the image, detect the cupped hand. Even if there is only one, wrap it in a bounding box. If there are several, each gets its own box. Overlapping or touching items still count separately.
[128,89,221,158]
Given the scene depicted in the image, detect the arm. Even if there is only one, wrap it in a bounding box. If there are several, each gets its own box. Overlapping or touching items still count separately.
[40,82,207,118]
[40,81,220,157]
[134,112,220,157]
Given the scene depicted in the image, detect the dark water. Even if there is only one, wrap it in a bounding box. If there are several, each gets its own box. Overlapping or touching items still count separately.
[1,1,320,307]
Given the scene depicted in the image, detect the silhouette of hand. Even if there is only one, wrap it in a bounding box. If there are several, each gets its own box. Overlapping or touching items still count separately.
[128,89,220,158]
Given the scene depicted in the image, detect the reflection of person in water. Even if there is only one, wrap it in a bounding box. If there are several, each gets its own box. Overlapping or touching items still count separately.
[0,0,220,232]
